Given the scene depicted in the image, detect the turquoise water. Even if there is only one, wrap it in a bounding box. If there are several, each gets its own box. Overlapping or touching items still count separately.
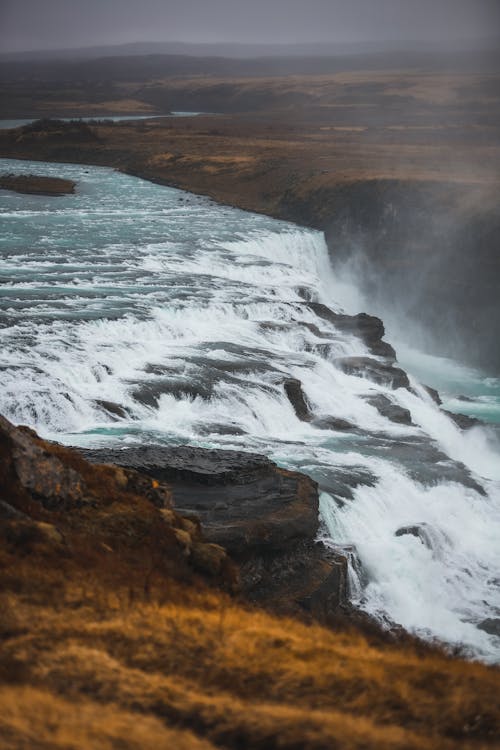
[396,345,500,426]
[1,157,500,661]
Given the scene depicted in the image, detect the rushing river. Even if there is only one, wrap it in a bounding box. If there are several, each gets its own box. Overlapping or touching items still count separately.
[1,158,500,661]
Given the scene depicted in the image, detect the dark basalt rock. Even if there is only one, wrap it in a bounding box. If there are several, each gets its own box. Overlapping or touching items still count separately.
[81,444,349,619]
[312,416,355,431]
[364,435,486,496]
[309,303,396,360]
[95,399,128,419]
[335,356,410,390]
[478,618,500,637]
[81,445,318,553]
[395,524,433,549]
[423,385,442,405]
[365,394,413,425]
[314,466,378,506]
[442,410,481,430]
[130,378,213,406]
[242,541,348,618]
[283,377,311,421]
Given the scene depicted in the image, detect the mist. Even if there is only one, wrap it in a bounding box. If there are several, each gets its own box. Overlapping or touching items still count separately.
[1,0,499,53]
[325,181,500,374]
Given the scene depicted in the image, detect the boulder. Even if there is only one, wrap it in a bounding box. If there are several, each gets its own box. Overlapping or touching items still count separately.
[335,356,410,390]
[442,410,481,430]
[312,416,355,431]
[309,304,396,360]
[95,399,128,419]
[478,618,500,637]
[283,377,311,421]
[365,394,413,425]
[423,385,442,405]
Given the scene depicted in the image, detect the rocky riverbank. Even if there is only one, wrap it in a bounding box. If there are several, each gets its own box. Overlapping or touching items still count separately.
[1,109,498,371]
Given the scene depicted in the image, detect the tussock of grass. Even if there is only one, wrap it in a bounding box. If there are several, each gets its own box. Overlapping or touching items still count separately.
[1,559,499,750]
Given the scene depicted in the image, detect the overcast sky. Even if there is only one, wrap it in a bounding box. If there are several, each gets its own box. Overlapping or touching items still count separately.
[1,0,499,53]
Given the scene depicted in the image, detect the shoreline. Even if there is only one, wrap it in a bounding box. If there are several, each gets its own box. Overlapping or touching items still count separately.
[1,115,499,373]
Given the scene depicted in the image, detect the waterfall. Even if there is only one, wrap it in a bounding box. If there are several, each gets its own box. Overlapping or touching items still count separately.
[1,156,499,660]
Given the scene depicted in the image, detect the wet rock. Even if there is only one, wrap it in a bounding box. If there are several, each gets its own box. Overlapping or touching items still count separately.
[478,618,500,637]
[294,286,316,301]
[309,304,396,360]
[314,466,378,506]
[81,445,318,554]
[196,422,246,436]
[95,399,128,419]
[365,394,413,425]
[241,541,348,618]
[335,356,410,390]
[130,378,213,406]
[442,410,481,430]
[283,377,311,421]
[312,416,355,431]
[81,444,349,619]
[423,385,442,405]
[395,524,433,549]
[366,434,486,495]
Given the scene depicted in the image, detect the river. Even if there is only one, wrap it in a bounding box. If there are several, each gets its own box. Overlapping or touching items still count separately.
[1,157,500,660]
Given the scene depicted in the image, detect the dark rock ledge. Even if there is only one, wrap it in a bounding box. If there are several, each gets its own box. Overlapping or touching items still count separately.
[0,414,348,623]
[81,445,349,619]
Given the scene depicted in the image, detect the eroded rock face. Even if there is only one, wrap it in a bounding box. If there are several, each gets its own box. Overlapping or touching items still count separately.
[0,415,235,587]
[81,444,349,619]
[0,415,349,622]
[442,410,481,430]
[81,446,318,555]
[309,304,396,360]
[365,394,413,425]
[335,356,410,390]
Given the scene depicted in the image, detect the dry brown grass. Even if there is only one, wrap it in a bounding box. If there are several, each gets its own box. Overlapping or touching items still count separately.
[1,551,499,750]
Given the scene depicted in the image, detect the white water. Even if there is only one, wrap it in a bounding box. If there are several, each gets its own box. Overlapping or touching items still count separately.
[1,158,500,661]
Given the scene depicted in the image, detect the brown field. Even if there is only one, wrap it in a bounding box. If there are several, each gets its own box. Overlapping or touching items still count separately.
[3,538,500,750]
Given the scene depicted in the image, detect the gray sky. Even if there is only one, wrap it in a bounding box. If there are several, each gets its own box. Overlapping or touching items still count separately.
[1,0,499,53]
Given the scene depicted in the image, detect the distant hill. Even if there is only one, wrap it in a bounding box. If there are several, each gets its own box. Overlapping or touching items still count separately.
[1,36,500,62]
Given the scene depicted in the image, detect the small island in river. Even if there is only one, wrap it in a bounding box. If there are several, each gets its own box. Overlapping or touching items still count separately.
[0,172,76,196]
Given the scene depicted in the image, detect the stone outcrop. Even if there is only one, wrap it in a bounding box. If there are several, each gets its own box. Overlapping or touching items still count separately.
[283,377,311,421]
[442,410,481,430]
[335,356,410,390]
[365,394,413,425]
[309,304,396,360]
[81,444,349,618]
[0,415,235,588]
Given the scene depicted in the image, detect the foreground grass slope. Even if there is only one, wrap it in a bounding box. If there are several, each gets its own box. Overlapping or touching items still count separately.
[1,416,499,749]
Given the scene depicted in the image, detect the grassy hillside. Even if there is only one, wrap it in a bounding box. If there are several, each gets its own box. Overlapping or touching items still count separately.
[1,416,500,750]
